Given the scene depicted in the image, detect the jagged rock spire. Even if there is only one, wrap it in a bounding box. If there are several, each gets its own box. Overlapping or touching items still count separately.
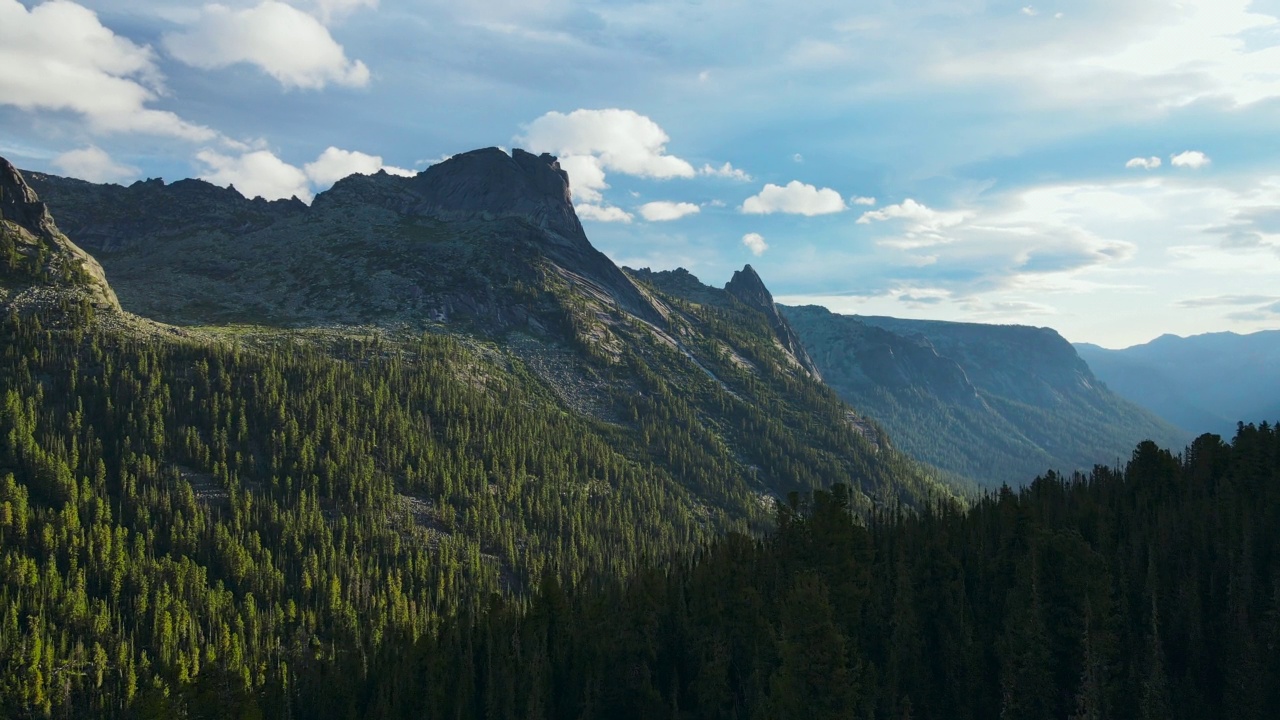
[0,156,119,310]
[1,157,57,237]
[724,264,821,379]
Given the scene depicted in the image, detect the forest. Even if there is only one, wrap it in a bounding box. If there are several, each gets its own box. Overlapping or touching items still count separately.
[0,291,1276,718]
[347,425,1280,720]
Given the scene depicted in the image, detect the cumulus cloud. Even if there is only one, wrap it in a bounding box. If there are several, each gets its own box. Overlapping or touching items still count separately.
[52,146,138,183]
[1126,156,1162,170]
[1171,150,1211,169]
[851,195,877,206]
[638,201,700,222]
[857,198,968,247]
[700,162,752,181]
[0,0,215,140]
[556,154,609,203]
[742,232,768,256]
[519,109,698,207]
[304,146,413,187]
[575,204,633,223]
[164,1,370,89]
[742,181,846,216]
[196,149,312,202]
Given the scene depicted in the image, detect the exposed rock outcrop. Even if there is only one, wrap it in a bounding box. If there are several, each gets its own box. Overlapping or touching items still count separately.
[1,157,119,310]
[725,264,820,378]
[2,157,58,236]
[22,148,663,328]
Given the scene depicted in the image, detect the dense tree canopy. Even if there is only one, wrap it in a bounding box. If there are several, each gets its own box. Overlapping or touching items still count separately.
[1,293,1275,718]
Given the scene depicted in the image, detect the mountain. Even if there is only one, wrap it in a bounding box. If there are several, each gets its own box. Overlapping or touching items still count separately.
[0,153,960,714]
[1076,331,1280,436]
[781,304,1188,487]
[23,148,659,328]
[0,157,118,312]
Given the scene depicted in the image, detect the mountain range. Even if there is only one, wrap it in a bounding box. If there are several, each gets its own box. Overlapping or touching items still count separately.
[5,147,950,540]
[6,146,1277,717]
[1077,331,1280,436]
[781,305,1188,488]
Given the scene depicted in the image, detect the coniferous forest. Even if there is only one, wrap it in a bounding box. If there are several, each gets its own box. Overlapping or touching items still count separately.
[2,298,1278,718]
[357,428,1280,720]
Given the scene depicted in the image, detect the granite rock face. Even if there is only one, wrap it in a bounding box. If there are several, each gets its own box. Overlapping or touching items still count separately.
[1,158,118,310]
[725,264,821,378]
[23,147,660,327]
[1,157,57,236]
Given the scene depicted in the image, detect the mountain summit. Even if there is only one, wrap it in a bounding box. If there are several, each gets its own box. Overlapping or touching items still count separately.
[0,158,118,311]
[724,264,820,378]
[24,148,659,326]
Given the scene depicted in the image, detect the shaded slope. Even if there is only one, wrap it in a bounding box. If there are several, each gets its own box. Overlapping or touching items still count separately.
[1077,331,1280,436]
[782,304,1187,487]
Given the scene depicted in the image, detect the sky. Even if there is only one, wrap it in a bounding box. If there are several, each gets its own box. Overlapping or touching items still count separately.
[3,0,1280,348]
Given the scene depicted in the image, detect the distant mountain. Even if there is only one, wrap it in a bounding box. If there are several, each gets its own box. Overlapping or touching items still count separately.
[1076,330,1280,436]
[782,305,1188,488]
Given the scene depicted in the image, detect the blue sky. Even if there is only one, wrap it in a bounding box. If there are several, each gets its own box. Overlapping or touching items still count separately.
[3,0,1280,347]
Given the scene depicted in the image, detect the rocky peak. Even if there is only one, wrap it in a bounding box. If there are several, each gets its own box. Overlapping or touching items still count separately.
[1,157,57,237]
[410,148,586,245]
[723,264,820,378]
[724,264,773,309]
[0,156,119,310]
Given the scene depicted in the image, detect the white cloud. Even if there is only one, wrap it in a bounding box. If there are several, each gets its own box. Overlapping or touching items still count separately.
[742,181,846,216]
[1170,150,1211,169]
[793,154,804,163]
[851,195,877,206]
[1126,156,1162,170]
[575,204,633,223]
[520,109,697,206]
[928,0,1280,113]
[0,0,215,140]
[308,0,377,24]
[52,146,138,183]
[742,232,768,256]
[859,199,964,226]
[638,201,700,222]
[700,162,752,181]
[557,154,609,203]
[858,199,970,248]
[164,1,370,90]
[196,149,312,202]
[1020,6,1037,17]
[304,146,413,187]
